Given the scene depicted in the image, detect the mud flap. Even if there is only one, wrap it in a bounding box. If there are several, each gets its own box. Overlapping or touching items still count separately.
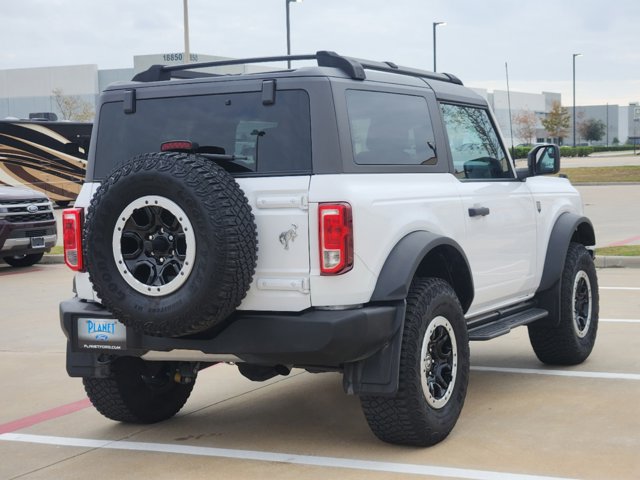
[342,302,405,396]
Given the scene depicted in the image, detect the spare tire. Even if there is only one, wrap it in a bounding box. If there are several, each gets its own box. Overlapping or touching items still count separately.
[84,152,257,337]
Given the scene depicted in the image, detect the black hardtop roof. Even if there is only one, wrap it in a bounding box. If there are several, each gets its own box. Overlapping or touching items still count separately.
[103,51,486,105]
[127,51,464,87]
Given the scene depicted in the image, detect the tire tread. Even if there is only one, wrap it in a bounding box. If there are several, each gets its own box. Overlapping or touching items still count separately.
[361,278,469,446]
[528,242,599,365]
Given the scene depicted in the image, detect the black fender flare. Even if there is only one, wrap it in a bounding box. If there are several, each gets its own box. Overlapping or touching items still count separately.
[538,212,596,293]
[535,213,595,327]
[371,231,474,312]
[345,231,473,396]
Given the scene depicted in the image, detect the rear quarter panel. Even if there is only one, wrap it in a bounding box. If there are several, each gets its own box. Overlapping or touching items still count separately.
[308,173,465,306]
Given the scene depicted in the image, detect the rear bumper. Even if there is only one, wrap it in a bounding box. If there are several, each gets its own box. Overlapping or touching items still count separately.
[60,297,404,378]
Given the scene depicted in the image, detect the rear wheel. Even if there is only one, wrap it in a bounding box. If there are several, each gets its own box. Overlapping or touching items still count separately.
[360,278,470,446]
[83,357,195,423]
[528,242,599,365]
[2,252,44,267]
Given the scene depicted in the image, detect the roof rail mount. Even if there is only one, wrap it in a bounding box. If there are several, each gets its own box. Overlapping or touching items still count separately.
[131,51,463,86]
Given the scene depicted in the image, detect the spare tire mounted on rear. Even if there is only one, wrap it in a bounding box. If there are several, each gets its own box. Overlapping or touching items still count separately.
[84,152,258,337]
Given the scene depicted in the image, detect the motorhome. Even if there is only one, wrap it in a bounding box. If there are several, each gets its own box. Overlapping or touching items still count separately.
[0,114,91,206]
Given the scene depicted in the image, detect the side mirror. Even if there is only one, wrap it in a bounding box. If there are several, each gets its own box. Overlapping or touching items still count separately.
[527,144,560,176]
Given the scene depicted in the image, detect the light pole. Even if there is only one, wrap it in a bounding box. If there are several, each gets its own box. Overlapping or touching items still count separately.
[433,22,446,72]
[183,0,190,64]
[286,0,303,68]
[572,53,582,147]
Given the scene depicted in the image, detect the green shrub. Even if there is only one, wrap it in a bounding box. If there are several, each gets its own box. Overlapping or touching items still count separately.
[510,144,634,161]
[558,146,594,157]
[591,145,635,153]
[510,146,530,159]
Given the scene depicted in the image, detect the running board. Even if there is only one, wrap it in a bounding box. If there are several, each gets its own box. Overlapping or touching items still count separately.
[468,308,548,341]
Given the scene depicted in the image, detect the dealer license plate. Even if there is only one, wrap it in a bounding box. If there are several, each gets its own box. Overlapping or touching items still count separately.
[30,236,45,248]
[77,318,127,350]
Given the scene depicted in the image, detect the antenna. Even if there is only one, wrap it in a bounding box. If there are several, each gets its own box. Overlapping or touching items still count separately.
[505,61,515,156]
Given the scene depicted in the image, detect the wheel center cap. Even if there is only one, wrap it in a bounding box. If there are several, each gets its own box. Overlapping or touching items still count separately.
[152,235,171,255]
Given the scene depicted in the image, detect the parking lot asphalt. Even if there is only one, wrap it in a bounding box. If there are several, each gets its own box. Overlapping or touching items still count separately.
[1,263,639,480]
[579,184,640,247]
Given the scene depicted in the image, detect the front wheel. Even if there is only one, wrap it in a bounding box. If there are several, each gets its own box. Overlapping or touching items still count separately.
[360,278,470,446]
[528,242,599,365]
[83,357,196,424]
[3,252,44,267]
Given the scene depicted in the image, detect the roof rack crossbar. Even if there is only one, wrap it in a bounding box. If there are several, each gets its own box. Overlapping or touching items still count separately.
[131,51,463,85]
[131,54,317,82]
[163,54,317,72]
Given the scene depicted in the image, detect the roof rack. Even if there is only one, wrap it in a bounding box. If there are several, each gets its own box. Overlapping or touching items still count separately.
[131,51,463,86]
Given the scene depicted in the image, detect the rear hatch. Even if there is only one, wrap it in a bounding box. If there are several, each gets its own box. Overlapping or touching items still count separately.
[85,85,313,311]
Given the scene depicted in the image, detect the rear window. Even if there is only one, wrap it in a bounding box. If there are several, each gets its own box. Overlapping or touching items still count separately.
[93,90,311,179]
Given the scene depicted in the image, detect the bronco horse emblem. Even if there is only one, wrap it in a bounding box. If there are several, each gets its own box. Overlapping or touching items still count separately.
[279,224,298,250]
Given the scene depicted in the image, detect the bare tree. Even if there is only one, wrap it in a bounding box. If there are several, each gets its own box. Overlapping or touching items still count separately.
[52,88,94,122]
[513,110,537,145]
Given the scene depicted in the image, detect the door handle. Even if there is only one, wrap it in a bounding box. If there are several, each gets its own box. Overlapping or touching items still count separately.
[468,206,490,217]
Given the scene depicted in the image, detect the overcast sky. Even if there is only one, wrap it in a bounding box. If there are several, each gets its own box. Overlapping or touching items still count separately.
[2,0,638,106]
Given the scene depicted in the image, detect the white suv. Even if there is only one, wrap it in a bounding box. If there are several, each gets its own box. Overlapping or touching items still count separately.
[60,51,598,446]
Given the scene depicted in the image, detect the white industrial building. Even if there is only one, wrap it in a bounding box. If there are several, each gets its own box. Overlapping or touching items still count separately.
[0,53,272,121]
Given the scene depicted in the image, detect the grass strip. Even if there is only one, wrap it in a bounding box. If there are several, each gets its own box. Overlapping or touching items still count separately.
[595,245,640,257]
[560,165,640,183]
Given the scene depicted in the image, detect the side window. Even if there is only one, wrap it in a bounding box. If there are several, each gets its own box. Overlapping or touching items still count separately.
[440,103,512,180]
[346,90,437,166]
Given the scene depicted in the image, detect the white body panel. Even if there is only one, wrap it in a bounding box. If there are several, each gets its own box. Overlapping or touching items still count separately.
[525,175,584,283]
[74,178,313,312]
[455,180,537,315]
[235,176,311,311]
[74,172,585,316]
[308,173,466,307]
[73,182,100,303]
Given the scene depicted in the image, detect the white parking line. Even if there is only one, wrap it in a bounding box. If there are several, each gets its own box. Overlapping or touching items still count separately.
[0,433,576,480]
[600,286,640,291]
[472,366,640,381]
[601,318,640,324]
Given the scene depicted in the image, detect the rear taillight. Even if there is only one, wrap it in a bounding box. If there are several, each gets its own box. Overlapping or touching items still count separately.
[319,203,353,275]
[63,208,84,271]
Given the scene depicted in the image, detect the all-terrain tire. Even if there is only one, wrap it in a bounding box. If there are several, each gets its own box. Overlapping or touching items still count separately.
[83,358,195,424]
[84,152,258,337]
[360,278,470,446]
[528,242,599,365]
[2,252,44,267]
